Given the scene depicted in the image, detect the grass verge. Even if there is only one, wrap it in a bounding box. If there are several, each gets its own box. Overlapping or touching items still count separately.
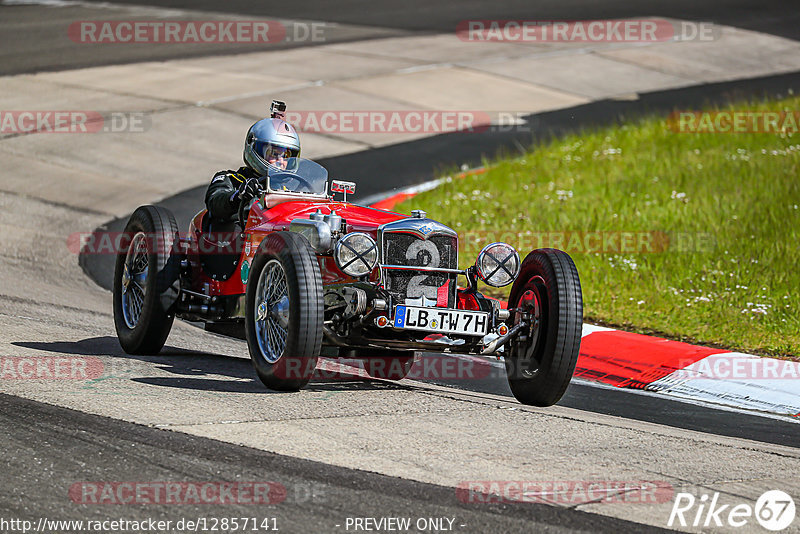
[394,96,800,357]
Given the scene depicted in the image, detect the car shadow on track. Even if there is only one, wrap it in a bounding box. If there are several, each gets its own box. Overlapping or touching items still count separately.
[14,336,208,358]
[11,336,411,395]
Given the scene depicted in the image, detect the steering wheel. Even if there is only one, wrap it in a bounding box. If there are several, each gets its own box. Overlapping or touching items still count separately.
[237,182,265,232]
[270,171,315,192]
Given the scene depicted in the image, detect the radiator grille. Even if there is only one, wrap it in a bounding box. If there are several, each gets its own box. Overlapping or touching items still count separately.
[382,232,457,307]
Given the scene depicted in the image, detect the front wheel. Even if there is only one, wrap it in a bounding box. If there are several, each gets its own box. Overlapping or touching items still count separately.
[504,248,583,406]
[245,232,323,391]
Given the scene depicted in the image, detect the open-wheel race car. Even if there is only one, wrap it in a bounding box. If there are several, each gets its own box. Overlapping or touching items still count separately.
[113,157,583,406]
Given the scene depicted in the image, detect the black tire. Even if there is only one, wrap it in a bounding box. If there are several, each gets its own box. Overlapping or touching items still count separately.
[113,205,180,354]
[358,350,416,380]
[245,232,323,391]
[504,248,582,406]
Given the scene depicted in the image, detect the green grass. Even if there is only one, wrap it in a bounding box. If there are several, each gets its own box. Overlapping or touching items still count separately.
[395,96,800,357]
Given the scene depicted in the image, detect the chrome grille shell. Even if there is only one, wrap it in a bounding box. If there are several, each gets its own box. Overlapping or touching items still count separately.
[377,218,459,308]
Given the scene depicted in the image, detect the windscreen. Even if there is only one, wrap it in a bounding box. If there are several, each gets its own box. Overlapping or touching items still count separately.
[266,157,328,195]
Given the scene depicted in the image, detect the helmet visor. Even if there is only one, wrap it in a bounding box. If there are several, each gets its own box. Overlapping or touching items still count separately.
[254,140,298,165]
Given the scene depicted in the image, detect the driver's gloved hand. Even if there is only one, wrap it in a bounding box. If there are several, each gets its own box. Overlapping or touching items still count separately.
[232,177,261,204]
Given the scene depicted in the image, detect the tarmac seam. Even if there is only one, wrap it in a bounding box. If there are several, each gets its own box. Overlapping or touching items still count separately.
[0,188,112,216]
[0,292,112,317]
[152,404,495,428]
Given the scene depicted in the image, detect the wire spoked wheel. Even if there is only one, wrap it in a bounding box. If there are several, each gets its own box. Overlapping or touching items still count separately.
[121,232,149,329]
[113,205,180,355]
[245,232,323,391]
[254,259,290,364]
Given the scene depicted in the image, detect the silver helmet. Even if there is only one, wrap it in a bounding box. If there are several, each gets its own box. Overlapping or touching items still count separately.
[243,101,301,175]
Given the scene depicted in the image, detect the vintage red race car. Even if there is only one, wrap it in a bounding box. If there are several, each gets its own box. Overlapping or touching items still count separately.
[113,158,583,406]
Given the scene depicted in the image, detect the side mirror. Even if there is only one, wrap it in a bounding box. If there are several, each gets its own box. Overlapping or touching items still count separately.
[331,180,356,202]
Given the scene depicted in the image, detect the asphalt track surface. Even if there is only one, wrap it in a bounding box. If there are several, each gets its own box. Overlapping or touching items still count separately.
[1,0,799,74]
[3,1,800,532]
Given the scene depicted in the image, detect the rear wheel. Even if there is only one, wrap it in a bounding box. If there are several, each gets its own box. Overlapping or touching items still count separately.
[504,248,582,406]
[245,232,323,391]
[113,206,180,354]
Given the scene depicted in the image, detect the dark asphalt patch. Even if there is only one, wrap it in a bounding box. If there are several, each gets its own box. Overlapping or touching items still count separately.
[0,393,668,533]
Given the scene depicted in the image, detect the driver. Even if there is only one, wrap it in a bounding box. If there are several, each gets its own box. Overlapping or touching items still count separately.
[204,100,301,222]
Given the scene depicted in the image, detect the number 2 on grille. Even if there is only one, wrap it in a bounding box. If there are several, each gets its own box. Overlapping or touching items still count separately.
[406,240,440,299]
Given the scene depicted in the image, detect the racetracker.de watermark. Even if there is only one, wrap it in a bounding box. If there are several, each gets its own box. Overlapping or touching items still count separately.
[673,355,800,380]
[69,231,224,256]
[456,480,675,505]
[459,230,716,255]
[69,230,717,256]
[309,355,498,382]
[69,20,284,43]
[68,20,327,44]
[456,19,717,42]
[668,111,800,134]
[282,111,529,134]
[70,482,285,505]
[0,357,104,380]
[0,111,148,134]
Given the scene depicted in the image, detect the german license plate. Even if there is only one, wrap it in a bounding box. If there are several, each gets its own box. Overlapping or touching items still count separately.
[393,305,489,337]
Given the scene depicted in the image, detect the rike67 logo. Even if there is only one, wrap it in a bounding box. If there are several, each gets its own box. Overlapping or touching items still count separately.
[669,490,796,531]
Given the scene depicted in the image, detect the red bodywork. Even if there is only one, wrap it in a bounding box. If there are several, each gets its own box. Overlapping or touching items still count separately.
[185,196,405,296]
[183,194,495,313]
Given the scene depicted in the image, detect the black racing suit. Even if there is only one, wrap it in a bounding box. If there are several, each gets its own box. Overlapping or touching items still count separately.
[204,166,261,222]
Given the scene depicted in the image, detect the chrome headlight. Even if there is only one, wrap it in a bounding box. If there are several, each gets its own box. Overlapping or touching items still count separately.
[334,232,378,278]
[476,242,521,287]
